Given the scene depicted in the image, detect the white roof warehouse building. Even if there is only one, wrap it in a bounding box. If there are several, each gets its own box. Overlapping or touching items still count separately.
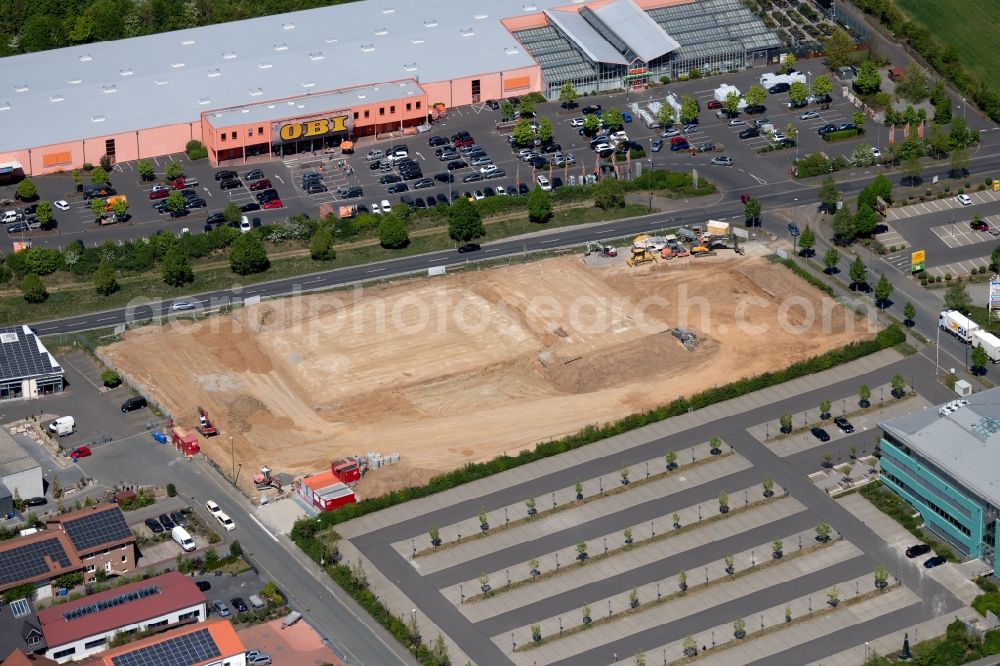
[0,0,781,175]
[0,326,64,402]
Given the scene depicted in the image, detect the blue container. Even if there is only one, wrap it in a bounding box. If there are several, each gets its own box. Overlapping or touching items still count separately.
[152,431,168,444]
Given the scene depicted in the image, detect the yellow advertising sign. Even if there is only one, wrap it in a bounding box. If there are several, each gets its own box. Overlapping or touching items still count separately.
[277,115,349,141]
[911,249,925,273]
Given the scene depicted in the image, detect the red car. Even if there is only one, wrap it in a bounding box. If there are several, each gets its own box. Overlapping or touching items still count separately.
[148,189,169,200]
[453,137,475,147]
[707,100,723,109]
[70,446,92,459]
[249,179,272,191]
[971,220,989,232]
[262,199,283,209]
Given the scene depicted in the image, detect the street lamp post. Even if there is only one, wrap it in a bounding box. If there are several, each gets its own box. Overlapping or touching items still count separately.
[647,158,653,212]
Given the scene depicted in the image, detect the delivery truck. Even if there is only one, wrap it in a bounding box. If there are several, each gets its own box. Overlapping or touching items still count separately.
[973,329,1000,363]
[939,310,980,343]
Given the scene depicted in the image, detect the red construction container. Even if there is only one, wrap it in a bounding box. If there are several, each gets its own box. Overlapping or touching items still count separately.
[314,482,355,511]
[171,427,200,456]
[331,459,361,485]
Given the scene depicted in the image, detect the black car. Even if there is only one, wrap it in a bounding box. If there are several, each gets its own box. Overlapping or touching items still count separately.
[387,183,409,194]
[788,223,800,236]
[7,221,30,233]
[185,198,207,209]
[25,497,47,507]
[458,243,481,253]
[434,172,454,183]
[22,204,37,216]
[402,170,423,181]
[744,104,766,115]
[340,187,363,199]
[518,183,529,196]
[541,143,562,154]
[833,416,854,433]
[400,195,415,209]
[435,193,449,205]
[245,169,265,181]
[214,170,237,181]
[810,427,830,442]
[370,160,386,171]
[231,597,249,613]
[144,518,164,534]
[788,99,808,109]
[220,179,243,190]
[121,396,147,413]
[413,178,434,190]
[484,99,500,110]
[451,131,472,141]
[240,202,261,213]
[818,124,837,135]
[581,104,602,115]
[256,190,279,202]
[768,82,790,94]
[428,135,450,147]
[414,197,428,209]
[738,127,760,139]
[170,510,186,526]
[380,174,401,184]
[158,513,175,530]
[837,122,857,131]
[447,161,468,171]
[195,580,211,592]
[206,213,226,225]
[462,173,483,183]
[506,185,518,196]
[923,556,947,569]
[529,156,548,169]
[906,544,931,558]
[306,183,329,193]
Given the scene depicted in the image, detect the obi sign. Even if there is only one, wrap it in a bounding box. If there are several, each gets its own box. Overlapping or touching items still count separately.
[276,115,350,142]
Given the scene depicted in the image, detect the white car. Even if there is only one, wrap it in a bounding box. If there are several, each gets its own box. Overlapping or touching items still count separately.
[729,119,747,127]
[380,199,392,213]
[957,194,973,206]
[570,117,585,127]
[480,164,499,175]
[593,142,612,153]
[771,132,786,142]
[800,110,820,120]
[661,128,681,138]
[871,147,882,158]
[536,175,552,191]
[170,300,196,311]
[54,200,70,211]
[370,202,382,215]
[240,215,252,233]
[150,184,169,193]
[216,512,236,531]
[205,500,222,515]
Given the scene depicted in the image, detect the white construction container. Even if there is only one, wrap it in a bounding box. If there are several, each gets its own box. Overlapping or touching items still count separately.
[713,84,741,103]
[760,72,807,88]
[706,221,730,237]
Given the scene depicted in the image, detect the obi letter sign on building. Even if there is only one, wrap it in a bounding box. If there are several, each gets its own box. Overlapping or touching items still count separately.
[276,115,351,142]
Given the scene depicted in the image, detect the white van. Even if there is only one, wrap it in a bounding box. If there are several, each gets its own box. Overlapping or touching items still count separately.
[2,210,21,224]
[48,416,75,437]
[215,512,236,531]
[172,526,196,552]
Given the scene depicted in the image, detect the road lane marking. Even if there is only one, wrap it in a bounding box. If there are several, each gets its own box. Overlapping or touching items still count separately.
[366,268,385,273]
[539,238,560,244]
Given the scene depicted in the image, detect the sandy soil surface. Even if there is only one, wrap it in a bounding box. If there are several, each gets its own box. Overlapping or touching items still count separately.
[102,253,866,497]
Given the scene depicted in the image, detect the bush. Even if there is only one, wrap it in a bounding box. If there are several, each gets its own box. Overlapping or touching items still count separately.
[185,140,208,160]
[229,233,270,275]
[19,273,47,303]
[100,370,121,387]
[822,129,861,142]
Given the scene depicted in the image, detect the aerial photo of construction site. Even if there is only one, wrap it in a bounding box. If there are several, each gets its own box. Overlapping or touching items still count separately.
[102,231,866,497]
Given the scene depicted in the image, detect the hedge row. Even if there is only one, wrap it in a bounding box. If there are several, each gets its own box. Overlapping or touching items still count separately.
[822,129,861,142]
[771,256,835,297]
[298,322,905,531]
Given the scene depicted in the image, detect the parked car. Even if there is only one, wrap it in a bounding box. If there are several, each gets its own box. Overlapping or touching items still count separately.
[195,580,211,592]
[818,124,837,135]
[249,179,272,191]
[231,597,249,613]
[54,200,70,211]
[738,127,760,139]
[144,518,164,534]
[833,416,854,433]
[214,170,237,181]
[729,119,747,127]
[244,169,265,181]
[240,202,261,213]
[212,600,232,617]
[810,427,830,442]
[69,446,92,458]
[957,194,973,206]
[170,510,186,527]
[923,556,947,569]
[972,219,989,232]
[261,200,283,209]
[206,213,226,226]
[707,100,723,109]
[148,189,169,200]
[581,104,602,115]
[428,136,450,147]
[710,156,733,166]
[158,513,175,530]
[800,110,820,120]
[768,82,790,94]
[220,179,242,190]
[458,243,481,253]
[661,128,681,138]
[121,396,147,413]
[698,142,715,153]
[25,497,47,507]
[413,178,434,190]
[387,183,409,194]
[905,544,931,558]
[622,111,633,123]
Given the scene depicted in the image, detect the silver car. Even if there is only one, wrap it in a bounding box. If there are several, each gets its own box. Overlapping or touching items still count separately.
[710,156,734,166]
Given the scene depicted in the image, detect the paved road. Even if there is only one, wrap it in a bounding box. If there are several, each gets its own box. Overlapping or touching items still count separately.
[75,437,417,666]
[350,353,964,665]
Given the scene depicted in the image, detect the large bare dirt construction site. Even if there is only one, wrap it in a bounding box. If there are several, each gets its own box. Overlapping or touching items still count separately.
[103,254,867,496]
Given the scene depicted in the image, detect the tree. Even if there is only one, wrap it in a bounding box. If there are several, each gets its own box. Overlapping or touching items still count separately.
[992,244,1000,273]
[558,81,577,107]
[430,634,451,666]
[853,110,867,130]
[815,522,832,542]
[943,279,972,311]
[678,570,687,591]
[950,147,970,177]
[874,273,893,307]
[723,91,741,117]
[165,160,184,180]
[789,81,809,104]
[733,617,747,639]
[602,108,624,131]
[93,260,118,296]
[519,98,535,116]
[593,178,625,209]
[779,412,792,433]
[90,198,107,220]
[89,166,109,185]
[165,191,186,217]
[832,207,856,245]
[853,205,878,238]
[378,215,410,249]
[537,117,554,143]
[138,160,155,181]
[679,95,699,124]
[891,374,907,398]
[35,201,53,229]
[682,637,698,657]
[19,273,47,303]
[780,54,797,74]
[16,178,37,201]
[744,198,761,225]
[896,63,928,103]
[718,491,729,513]
[575,541,588,561]
[527,187,552,224]
[818,176,840,213]
[223,202,242,224]
[851,143,875,167]
[655,104,675,129]
[309,227,335,261]
[798,226,815,255]
[973,344,989,374]
[823,28,856,69]
[500,100,514,122]
[873,565,889,590]
[858,383,871,408]
[162,246,193,286]
[664,451,678,470]
[820,400,832,419]
[772,539,784,558]
[447,198,485,242]
[633,649,646,666]
[512,120,534,147]
[854,60,881,95]
[863,173,893,206]
[849,256,867,290]
[950,116,976,149]
[112,196,128,220]
[902,156,922,185]
[927,124,950,158]
[823,247,841,274]
[811,74,834,99]
[709,435,722,454]
[903,302,916,326]
[744,84,767,108]
[583,113,601,135]
[229,233,269,275]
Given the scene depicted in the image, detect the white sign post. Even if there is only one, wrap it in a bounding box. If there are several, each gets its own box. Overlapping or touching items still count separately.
[990,277,1000,320]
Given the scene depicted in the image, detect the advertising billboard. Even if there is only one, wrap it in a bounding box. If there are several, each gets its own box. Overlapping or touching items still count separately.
[275,114,351,142]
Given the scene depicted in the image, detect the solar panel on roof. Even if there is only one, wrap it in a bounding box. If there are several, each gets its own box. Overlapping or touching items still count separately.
[63,585,161,622]
[61,508,132,553]
[0,538,71,586]
[9,598,30,617]
[0,326,60,382]
[111,628,221,666]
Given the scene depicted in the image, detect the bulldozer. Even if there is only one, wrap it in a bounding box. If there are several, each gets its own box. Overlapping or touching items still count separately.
[626,246,658,267]
[690,245,716,257]
[254,465,283,492]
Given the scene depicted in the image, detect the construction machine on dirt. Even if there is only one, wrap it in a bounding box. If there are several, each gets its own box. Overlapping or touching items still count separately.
[196,407,218,437]
[254,466,283,492]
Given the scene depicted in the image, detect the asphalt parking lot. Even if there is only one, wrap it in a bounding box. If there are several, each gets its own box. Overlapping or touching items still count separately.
[0,63,881,253]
